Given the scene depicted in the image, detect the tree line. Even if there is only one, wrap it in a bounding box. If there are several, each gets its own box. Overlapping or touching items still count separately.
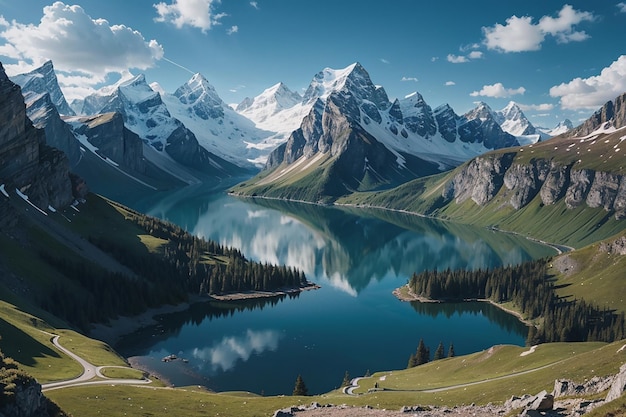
[36,202,309,331]
[407,258,625,344]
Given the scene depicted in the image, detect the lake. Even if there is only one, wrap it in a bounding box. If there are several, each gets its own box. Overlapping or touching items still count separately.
[116,183,556,395]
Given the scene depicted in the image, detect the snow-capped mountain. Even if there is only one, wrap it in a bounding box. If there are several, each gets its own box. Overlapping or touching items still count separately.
[10,60,75,116]
[537,119,574,137]
[496,102,536,137]
[236,82,302,124]
[159,73,276,168]
[74,73,242,177]
[244,62,520,201]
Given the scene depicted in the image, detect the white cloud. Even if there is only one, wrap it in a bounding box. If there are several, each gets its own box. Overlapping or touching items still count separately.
[445,81,456,86]
[0,3,163,83]
[447,54,469,64]
[517,103,555,111]
[468,51,483,59]
[431,56,439,62]
[250,1,260,9]
[470,82,526,98]
[227,25,238,35]
[380,58,390,64]
[154,0,226,33]
[618,2,626,12]
[401,76,418,82]
[483,5,594,52]
[550,55,626,109]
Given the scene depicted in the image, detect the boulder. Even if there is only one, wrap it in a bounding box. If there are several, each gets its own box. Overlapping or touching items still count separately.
[606,363,626,402]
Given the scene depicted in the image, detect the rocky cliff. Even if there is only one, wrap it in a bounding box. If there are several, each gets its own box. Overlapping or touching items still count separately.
[566,92,626,137]
[441,152,626,219]
[0,62,81,229]
[69,112,146,173]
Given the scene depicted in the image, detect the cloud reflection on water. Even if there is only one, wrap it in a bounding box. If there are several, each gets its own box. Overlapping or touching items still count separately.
[192,329,281,372]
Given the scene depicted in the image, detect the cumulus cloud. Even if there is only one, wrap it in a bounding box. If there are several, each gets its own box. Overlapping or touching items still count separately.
[447,46,483,64]
[154,0,226,32]
[227,25,238,35]
[447,54,469,64]
[401,76,418,82]
[550,55,626,109]
[0,2,163,94]
[483,4,595,52]
[445,81,456,86]
[250,1,260,9]
[618,2,626,12]
[517,103,555,111]
[470,82,526,98]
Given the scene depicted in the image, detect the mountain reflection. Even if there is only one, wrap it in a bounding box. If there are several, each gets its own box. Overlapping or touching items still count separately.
[132,186,555,295]
[193,329,281,372]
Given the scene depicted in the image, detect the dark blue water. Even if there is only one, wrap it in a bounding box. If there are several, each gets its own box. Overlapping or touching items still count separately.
[117,185,555,395]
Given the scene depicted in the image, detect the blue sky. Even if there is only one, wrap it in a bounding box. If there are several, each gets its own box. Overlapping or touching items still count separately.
[0,1,625,127]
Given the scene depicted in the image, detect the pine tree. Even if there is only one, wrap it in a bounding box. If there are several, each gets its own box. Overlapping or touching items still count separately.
[416,338,429,366]
[447,343,455,358]
[434,341,445,360]
[407,353,417,368]
[341,371,351,388]
[292,374,308,396]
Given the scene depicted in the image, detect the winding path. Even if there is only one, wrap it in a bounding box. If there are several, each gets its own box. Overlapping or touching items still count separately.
[41,334,151,392]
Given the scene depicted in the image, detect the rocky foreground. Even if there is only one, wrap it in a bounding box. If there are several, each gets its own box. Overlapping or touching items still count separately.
[273,363,626,417]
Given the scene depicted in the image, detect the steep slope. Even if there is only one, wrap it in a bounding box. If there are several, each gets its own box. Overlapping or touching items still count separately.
[10,60,75,116]
[0,62,81,230]
[565,92,626,138]
[350,93,626,248]
[22,91,82,167]
[160,73,275,168]
[76,73,243,177]
[234,63,519,202]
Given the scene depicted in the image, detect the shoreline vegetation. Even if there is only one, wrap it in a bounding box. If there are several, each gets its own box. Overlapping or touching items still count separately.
[392,284,533,327]
[230,192,573,255]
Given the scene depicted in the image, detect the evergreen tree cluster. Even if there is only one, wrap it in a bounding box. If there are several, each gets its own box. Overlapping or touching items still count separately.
[408,259,625,344]
[407,339,454,368]
[35,201,308,330]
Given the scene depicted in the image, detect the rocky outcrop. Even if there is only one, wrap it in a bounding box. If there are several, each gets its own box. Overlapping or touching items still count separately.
[23,92,81,167]
[442,153,515,205]
[606,362,626,402]
[70,112,145,173]
[442,151,626,217]
[0,378,60,417]
[599,235,626,255]
[0,62,79,229]
[567,92,626,137]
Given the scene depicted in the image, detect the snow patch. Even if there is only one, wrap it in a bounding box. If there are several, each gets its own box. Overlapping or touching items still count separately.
[520,345,537,356]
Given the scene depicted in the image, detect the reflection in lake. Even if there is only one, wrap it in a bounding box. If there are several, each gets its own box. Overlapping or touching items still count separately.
[120,185,556,395]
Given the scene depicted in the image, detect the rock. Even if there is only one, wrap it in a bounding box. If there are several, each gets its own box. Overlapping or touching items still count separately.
[606,363,626,402]
[586,171,622,210]
[599,236,626,255]
[540,163,571,205]
[528,390,554,411]
[442,153,515,206]
[553,376,613,398]
[272,410,293,417]
[565,169,595,209]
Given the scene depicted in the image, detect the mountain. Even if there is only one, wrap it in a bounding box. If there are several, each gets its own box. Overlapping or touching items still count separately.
[234,63,520,202]
[74,73,243,177]
[236,82,302,125]
[496,101,536,137]
[357,91,626,248]
[537,119,573,137]
[159,73,275,168]
[21,90,82,167]
[565,92,626,138]
[0,62,83,229]
[10,60,75,116]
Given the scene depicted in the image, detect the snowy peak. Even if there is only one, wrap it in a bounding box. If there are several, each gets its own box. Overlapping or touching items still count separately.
[118,74,160,104]
[496,101,536,136]
[173,73,224,120]
[236,82,301,119]
[10,60,75,116]
[465,101,498,122]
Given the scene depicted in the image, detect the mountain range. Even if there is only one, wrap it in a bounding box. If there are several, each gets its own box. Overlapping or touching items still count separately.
[9,61,570,196]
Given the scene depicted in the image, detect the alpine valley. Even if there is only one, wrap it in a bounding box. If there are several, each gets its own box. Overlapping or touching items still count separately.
[1,56,626,417]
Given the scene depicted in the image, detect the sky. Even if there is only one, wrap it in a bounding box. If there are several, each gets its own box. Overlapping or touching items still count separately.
[0,1,625,127]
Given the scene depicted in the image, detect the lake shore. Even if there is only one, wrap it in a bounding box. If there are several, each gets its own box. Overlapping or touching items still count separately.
[392,284,533,327]
[89,284,320,347]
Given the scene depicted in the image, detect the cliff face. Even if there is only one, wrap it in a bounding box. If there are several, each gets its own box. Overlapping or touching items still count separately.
[70,112,146,173]
[0,62,79,228]
[441,153,626,219]
[567,92,626,137]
